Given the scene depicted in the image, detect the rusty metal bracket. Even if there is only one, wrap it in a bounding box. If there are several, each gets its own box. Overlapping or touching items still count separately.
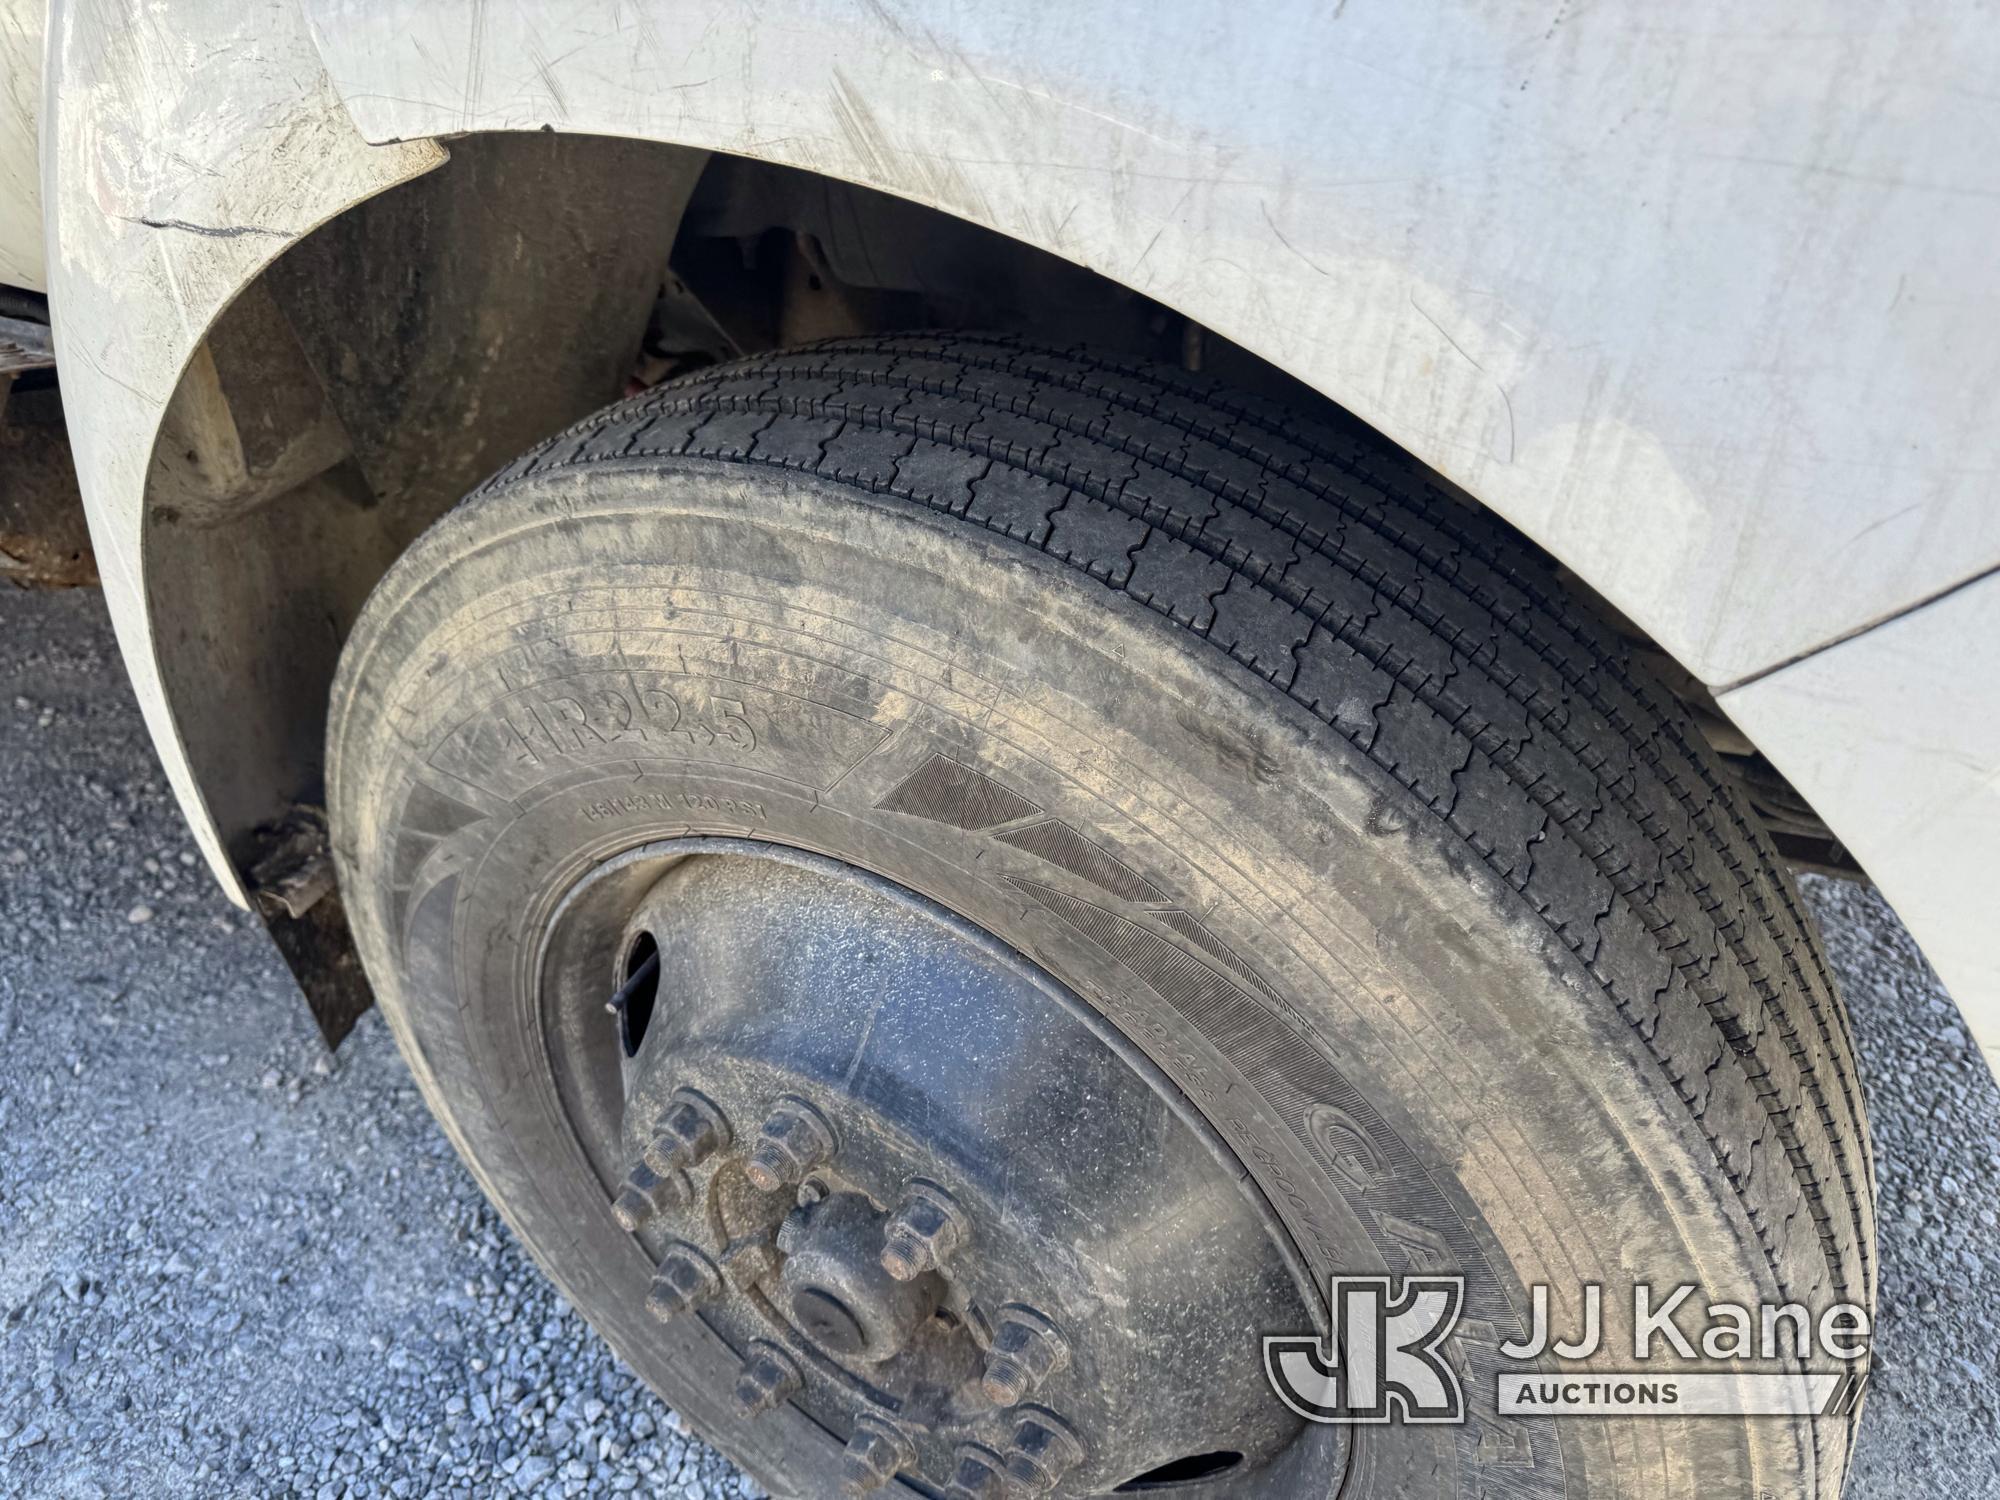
[246,806,375,1048]
[0,315,55,376]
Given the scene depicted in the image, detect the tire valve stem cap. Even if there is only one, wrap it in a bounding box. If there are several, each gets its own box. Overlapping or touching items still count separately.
[733,1340,803,1417]
[879,1178,968,1282]
[981,1305,1070,1406]
[743,1096,836,1193]
[1002,1407,1084,1493]
[943,1443,1012,1499]
[611,1162,693,1232]
[839,1414,915,1495]
[641,1087,731,1176]
[645,1241,723,1322]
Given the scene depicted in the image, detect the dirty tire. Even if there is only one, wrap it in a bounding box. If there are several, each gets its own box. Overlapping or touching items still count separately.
[328,335,1873,1499]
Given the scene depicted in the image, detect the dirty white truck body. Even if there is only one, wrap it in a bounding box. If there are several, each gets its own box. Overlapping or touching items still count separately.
[4,1,1998,1065]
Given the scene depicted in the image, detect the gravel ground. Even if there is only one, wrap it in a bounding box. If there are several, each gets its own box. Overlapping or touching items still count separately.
[1,585,1996,1498]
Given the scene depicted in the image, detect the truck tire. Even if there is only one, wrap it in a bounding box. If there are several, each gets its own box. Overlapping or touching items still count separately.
[328,334,1873,1499]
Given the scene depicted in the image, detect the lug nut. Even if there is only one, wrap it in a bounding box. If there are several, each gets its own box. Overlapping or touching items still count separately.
[645,1241,723,1322]
[642,1087,731,1175]
[944,1443,1013,1498]
[611,1162,693,1231]
[733,1340,803,1417]
[839,1413,915,1494]
[879,1179,968,1282]
[1002,1407,1084,1492]
[981,1305,1070,1406]
[744,1096,836,1193]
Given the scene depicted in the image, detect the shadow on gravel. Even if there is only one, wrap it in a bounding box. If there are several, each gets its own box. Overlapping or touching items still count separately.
[0,588,1994,1497]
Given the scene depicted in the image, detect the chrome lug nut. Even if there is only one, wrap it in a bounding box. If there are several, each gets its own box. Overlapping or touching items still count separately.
[645,1240,723,1322]
[981,1304,1070,1406]
[744,1096,837,1193]
[611,1162,693,1231]
[1002,1407,1084,1492]
[733,1340,803,1417]
[944,1443,1013,1499]
[839,1413,915,1495]
[642,1087,731,1175]
[879,1178,968,1282]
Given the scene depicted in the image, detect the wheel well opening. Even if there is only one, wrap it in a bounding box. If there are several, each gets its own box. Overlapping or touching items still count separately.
[138,131,1859,1038]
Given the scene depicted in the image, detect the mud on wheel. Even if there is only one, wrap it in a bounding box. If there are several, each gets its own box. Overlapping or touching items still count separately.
[327,336,1873,1498]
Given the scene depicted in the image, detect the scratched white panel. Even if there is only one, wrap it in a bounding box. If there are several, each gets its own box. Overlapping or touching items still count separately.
[300,0,2000,687]
[44,0,442,898]
[1722,573,2000,1076]
[0,0,43,290]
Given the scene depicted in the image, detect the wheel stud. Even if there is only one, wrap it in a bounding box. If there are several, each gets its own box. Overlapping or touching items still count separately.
[879,1178,967,1281]
[645,1240,723,1322]
[611,1161,693,1231]
[642,1087,731,1175]
[981,1305,1069,1406]
[733,1340,803,1417]
[839,1413,915,1494]
[944,1443,1013,1498]
[1002,1407,1083,1492]
[744,1096,836,1193]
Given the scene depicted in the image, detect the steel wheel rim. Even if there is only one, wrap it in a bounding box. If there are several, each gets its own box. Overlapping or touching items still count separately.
[529,836,1346,1497]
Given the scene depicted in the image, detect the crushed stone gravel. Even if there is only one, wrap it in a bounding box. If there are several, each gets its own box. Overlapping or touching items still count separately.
[1,587,1994,1497]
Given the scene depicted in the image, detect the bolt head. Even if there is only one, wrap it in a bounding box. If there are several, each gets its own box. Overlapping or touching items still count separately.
[645,1241,722,1322]
[981,1305,1068,1405]
[944,1443,1012,1499]
[878,1179,967,1282]
[733,1341,802,1417]
[1003,1407,1084,1491]
[611,1162,693,1231]
[744,1097,836,1193]
[839,1415,914,1495]
[642,1088,730,1175]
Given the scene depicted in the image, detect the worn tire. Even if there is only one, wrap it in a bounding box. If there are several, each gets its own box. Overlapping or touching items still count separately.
[329,335,1873,1498]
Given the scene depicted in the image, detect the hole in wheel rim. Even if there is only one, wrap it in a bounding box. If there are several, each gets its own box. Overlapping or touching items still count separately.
[616,933,659,1057]
[1115,1451,1245,1490]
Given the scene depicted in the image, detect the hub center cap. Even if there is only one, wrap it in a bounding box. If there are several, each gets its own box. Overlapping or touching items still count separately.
[778,1192,941,1362]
